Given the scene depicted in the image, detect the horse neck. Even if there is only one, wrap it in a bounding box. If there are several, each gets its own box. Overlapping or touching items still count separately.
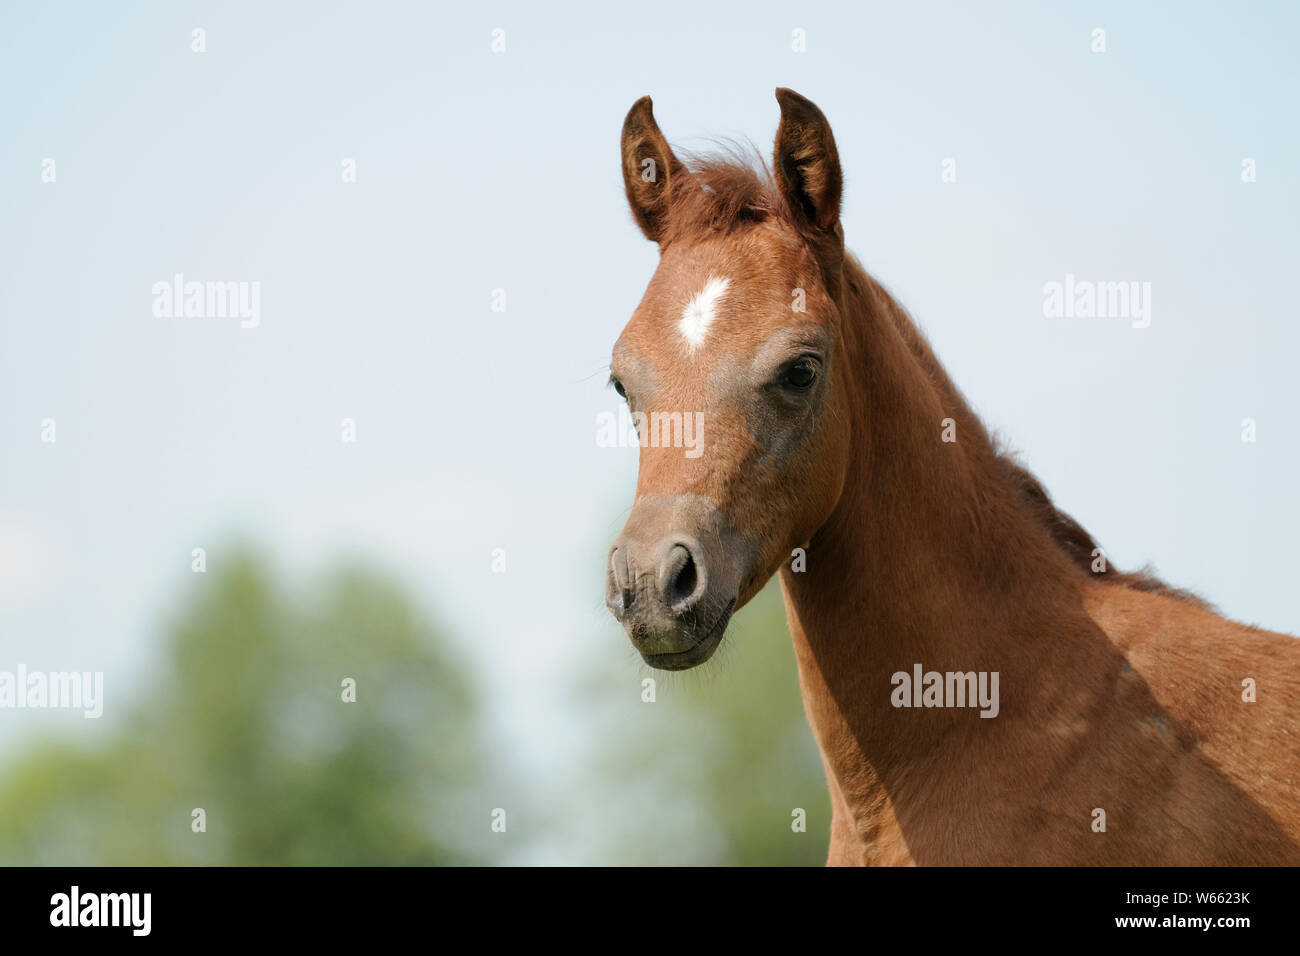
[780,253,1089,783]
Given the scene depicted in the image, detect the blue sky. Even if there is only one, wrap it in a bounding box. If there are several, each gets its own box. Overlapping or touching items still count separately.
[2,1,1297,805]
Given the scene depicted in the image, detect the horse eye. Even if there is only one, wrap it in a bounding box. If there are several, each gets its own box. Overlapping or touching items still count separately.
[782,360,818,390]
[610,377,627,400]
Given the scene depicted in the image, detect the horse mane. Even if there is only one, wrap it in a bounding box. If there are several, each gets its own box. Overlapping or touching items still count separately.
[658,144,794,245]
[666,147,1209,609]
[992,444,1212,609]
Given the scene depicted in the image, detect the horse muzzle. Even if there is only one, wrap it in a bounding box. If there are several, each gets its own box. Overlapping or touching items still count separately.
[605,495,751,669]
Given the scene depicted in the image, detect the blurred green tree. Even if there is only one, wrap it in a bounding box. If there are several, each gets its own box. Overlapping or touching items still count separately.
[0,548,492,865]
[0,549,829,865]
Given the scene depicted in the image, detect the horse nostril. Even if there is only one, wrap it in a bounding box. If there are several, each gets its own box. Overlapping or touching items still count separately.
[610,547,630,591]
[660,544,700,609]
[607,546,638,621]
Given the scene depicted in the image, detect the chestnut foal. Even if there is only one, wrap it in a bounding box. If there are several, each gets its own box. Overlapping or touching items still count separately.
[604,89,1300,865]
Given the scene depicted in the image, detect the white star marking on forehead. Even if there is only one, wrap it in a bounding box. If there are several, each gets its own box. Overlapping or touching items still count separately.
[678,275,731,350]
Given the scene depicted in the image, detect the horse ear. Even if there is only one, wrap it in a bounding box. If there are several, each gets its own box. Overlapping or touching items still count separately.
[773,88,842,233]
[621,96,685,243]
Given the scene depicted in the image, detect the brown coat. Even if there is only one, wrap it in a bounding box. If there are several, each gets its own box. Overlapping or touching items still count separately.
[608,89,1300,865]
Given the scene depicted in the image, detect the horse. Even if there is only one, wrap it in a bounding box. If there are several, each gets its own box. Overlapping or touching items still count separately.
[603,88,1300,865]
